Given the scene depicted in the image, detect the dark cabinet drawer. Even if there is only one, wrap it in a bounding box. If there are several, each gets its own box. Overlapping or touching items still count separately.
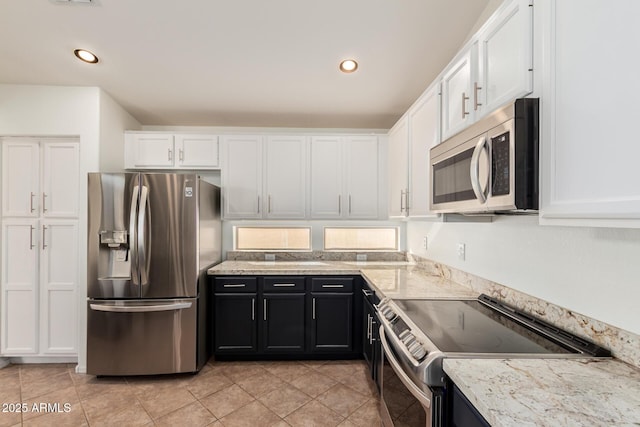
[214,277,257,293]
[311,277,353,292]
[263,277,305,292]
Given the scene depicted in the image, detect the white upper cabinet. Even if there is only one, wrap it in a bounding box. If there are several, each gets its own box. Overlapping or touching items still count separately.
[476,0,533,117]
[310,136,380,219]
[174,134,220,169]
[42,142,80,218]
[441,46,476,140]
[2,139,79,218]
[409,84,441,218]
[538,0,640,227]
[1,140,39,217]
[440,0,533,141]
[388,82,441,219]
[387,117,409,218]
[344,136,379,219]
[125,132,220,170]
[222,135,263,219]
[310,136,343,218]
[264,136,308,219]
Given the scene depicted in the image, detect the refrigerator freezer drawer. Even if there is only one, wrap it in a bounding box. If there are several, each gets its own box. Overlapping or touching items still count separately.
[87,298,197,375]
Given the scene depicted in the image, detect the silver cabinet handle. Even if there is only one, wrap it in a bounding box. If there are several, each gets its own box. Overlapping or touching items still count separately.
[30,192,35,213]
[400,190,405,212]
[312,297,316,320]
[257,195,261,214]
[405,190,410,212]
[322,284,344,288]
[168,148,172,161]
[348,195,352,215]
[29,226,35,250]
[338,195,342,215]
[268,195,272,213]
[367,314,372,340]
[90,301,192,313]
[474,82,482,111]
[179,148,184,162]
[252,298,255,320]
[42,225,47,250]
[42,193,48,213]
[223,284,246,288]
[470,136,489,204]
[370,317,376,344]
[362,289,373,297]
[263,299,267,321]
[273,283,296,287]
[462,92,470,118]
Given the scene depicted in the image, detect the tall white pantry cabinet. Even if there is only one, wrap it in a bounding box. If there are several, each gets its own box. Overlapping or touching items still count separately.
[1,138,80,357]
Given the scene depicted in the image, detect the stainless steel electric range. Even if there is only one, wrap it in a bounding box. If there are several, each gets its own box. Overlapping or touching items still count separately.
[376,295,610,427]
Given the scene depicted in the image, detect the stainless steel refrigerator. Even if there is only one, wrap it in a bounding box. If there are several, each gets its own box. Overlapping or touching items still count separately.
[86,173,221,376]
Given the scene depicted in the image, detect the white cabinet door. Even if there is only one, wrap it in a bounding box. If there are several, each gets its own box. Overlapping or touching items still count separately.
[1,220,39,355]
[477,0,533,117]
[222,135,263,219]
[408,85,440,218]
[128,134,175,168]
[175,134,220,169]
[387,117,409,218]
[344,136,379,219]
[540,0,640,227]
[40,220,78,354]
[42,142,80,218]
[310,136,343,218]
[264,136,307,219]
[1,140,39,218]
[441,46,476,140]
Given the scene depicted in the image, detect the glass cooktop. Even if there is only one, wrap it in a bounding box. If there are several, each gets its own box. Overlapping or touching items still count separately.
[393,299,573,354]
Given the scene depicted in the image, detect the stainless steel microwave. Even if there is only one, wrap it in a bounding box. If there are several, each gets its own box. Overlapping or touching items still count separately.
[430,98,539,214]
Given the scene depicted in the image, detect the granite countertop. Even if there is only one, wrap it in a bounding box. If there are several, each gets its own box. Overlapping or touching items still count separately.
[443,358,640,426]
[207,260,478,300]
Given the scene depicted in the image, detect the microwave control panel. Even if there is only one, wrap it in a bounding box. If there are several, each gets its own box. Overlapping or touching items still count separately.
[491,132,510,196]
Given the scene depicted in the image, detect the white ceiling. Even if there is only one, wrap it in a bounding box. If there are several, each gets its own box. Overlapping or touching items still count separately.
[0,0,492,129]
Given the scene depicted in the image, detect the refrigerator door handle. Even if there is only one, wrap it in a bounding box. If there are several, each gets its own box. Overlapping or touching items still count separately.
[138,185,149,286]
[129,185,140,286]
[89,301,192,313]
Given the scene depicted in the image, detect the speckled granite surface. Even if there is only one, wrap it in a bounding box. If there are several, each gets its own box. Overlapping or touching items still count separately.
[208,260,477,300]
[444,358,640,427]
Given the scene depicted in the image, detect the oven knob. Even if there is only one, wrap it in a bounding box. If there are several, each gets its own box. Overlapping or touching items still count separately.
[381,306,396,321]
[410,344,427,361]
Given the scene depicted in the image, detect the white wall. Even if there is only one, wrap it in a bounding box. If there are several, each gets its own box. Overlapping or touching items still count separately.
[406,217,640,335]
[99,89,141,172]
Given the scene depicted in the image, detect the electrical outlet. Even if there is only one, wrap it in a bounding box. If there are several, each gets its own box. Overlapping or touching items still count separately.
[422,236,428,250]
[457,243,466,261]
[264,253,275,261]
[356,253,367,262]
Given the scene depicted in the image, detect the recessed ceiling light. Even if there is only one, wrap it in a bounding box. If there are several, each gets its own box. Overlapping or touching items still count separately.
[74,49,99,64]
[339,59,358,73]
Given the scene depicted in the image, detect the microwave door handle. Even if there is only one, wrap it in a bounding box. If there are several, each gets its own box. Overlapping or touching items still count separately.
[470,136,489,204]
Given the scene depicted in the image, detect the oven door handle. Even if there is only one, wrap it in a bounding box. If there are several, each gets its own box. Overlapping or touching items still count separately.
[379,327,432,409]
[470,136,489,204]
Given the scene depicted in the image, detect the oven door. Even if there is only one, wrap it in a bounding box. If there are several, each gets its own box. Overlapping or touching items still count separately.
[430,135,490,214]
[379,328,442,427]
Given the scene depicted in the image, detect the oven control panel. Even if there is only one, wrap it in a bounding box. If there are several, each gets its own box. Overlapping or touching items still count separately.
[377,299,429,362]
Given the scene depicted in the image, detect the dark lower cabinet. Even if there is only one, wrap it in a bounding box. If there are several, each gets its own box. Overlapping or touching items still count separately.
[214,293,257,353]
[309,292,353,352]
[262,293,305,353]
[212,275,360,358]
[447,382,491,427]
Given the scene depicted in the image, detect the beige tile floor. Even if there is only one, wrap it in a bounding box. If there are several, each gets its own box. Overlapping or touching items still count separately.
[0,359,381,427]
